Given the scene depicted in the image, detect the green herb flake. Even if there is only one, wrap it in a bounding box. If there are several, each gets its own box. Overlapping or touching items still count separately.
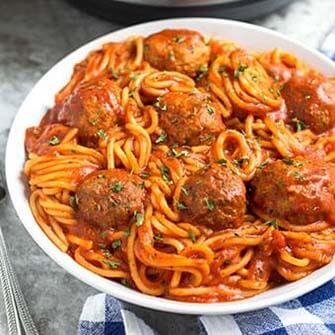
[98,243,106,249]
[89,118,98,126]
[204,197,215,211]
[196,64,208,80]
[160,165,171,183]
[155,132,167,144]
[112,239,121,249]
[140,171,151,179]
[134,211,144,226]
[170,148,189,158]
[292,117,307,132]
[121,279,130,287]
[181,186,189,196]
[188,230,196,243]
[174,36,185,43]
[258,160,269,170]
[124,227,131,237]
[100,231,108,238]
[154,233,163,241]
[109,68,119,80]
[282,158,303,167]
[206,105,215,115]
[234,64,248,78]
[233,157,249,167]
[264,219,278,229]
[48,136,60,146]
[167,50,175,60]
[69,194,79,209]
[110,181,124,193]
[176,202,187,210]
[103,259,120,269]
[291,171,304,181]
[216,159,227,166]
[97,129,107,139]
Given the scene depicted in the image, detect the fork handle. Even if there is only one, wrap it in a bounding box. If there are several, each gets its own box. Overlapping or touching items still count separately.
[0,237,22,335]
[0,228,39,335]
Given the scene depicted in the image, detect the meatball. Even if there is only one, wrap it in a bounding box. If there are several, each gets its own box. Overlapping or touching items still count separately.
[251,158,335,225]
[144,29,210,77]
[158,92,224,146]
[76,169,146,228]
[281,72,335,134]
[56,78,124,147]
[178,164,246,229]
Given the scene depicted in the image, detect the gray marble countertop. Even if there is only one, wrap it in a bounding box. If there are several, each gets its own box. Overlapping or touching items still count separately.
[0,0,335,334]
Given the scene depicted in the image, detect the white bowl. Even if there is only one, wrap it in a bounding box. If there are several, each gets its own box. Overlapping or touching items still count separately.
[6,18,335,315]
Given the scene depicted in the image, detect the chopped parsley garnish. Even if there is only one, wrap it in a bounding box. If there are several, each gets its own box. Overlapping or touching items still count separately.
[112,239,121,249]
[233,157,249,167]
[196,64,208,80]
[282,158,303,167]
[97,129,107,139]
[181,186,189,196]
[188,230,196,243]
[109,68,119,80]
[153,97,167,111]
[234,64,248,78]
[98,243,106,249]
[130,72,139,81]
[100,231,108,238]
[155,132,167,144]
[291,171,304,181]
[160,165,171,183]
[140,171,151,179]
[258,160,269,169]
[216,159,227,166]
[48,136,60,146]
[218,65,227,75]
[103,260,120,269]
[121,279,130,287]
[176,202,187,210]
[110,181,123,193]
[265,219,278,229]
[167,50,175,60]
[204,197,215,211]
[89,118,98,126]
[206,105,215,115]
[292,117,307,132]
[174,36,185,43]
[69,194,79,209]
[134,211,144,226]
[170,148,189,158]
[154,233,163,241]
[124,227,131,237]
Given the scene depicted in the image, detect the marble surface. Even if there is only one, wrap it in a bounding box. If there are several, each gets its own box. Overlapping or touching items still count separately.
[0,0,335,334]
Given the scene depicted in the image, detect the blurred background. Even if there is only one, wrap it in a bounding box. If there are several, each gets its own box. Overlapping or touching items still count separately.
[0,0,335,334]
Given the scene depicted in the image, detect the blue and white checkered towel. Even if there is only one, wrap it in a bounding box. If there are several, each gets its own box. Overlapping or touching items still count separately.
[78,29,335,335]
[79,280,335,335]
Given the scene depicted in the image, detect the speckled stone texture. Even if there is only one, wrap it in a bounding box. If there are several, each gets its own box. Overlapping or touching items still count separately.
[0,0,335,334]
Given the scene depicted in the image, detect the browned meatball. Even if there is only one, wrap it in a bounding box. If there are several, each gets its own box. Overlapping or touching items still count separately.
[158,92,224,146]
[281,72,335,134]
[76,169,146,229]
[56,78,124,147]
[144,29,210,77]
[178,164,246,229]
[251,158,335,225]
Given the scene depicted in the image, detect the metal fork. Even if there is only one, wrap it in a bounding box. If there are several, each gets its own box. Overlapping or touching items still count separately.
[0,183,39,335]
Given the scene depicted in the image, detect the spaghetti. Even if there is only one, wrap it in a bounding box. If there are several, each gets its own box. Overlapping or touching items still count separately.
[24,28,335,303]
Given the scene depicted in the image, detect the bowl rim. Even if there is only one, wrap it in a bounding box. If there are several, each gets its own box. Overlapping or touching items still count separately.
[6,17,335,315]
